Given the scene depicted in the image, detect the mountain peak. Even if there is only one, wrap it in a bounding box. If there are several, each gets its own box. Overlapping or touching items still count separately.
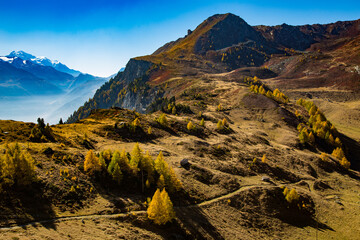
[7,50,36,60]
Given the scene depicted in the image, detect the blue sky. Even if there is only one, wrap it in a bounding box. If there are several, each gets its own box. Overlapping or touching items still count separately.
[0,0,359,77]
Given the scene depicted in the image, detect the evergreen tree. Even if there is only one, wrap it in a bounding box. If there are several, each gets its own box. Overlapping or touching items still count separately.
[112,163,123,184]
[84,150,101,174]
[217,120,224,131]
[130,142,143,169]
[147,188,175,225]
[200,118,205,127]
[187,121,195,131]
[157,174,165,189]
[59,118,63,124]
[158,113,168,126]
[0,143,35,188]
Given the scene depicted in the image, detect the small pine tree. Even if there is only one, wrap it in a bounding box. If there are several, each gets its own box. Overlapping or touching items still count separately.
[200,118,205,127]
[133,118,140,127]
[84,150,101,174]
[261,154,267,163]
[160,188,175,220]
[59,118,63,124]
[187,121,195,131]
[0,143,36,187]
[217,120,224,131]
[332,147,345,160]
[112,163,123,184]
[147,188,175,225]
[285,188,300,204]
[158,113,168,126]
[309,105,317,115]
[108,150,121,174]
[157,174,165,189]
[340,157,350,169]
[335,137,342,147]
[130,142,143,169]
[222,118,228,126]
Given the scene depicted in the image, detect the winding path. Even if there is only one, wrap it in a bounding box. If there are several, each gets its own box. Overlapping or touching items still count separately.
[0,184,268,231]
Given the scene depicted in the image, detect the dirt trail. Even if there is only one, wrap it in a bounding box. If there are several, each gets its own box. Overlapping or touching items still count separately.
[0,184,268,231]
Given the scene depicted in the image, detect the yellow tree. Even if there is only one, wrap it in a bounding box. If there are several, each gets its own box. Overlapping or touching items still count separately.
[340,157,351,169]
[130,142,143,169]
[1,143,35,187]
[147,188,175,225]
[112,163,123,184]
[187,121,195,131]
[200,118,205,127]
[158,113,168,126]
[133,118,140,127]
[84,150,101,174]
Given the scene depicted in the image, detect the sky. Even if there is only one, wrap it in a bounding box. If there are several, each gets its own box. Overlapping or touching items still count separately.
[0,0,359,77]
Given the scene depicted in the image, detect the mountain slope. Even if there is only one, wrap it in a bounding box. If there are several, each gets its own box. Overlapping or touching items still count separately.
[68,13,360,124]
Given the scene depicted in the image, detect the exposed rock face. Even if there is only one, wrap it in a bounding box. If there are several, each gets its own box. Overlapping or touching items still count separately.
[194,13,267,54]
[66,58,157,123]
[120,59,153,85]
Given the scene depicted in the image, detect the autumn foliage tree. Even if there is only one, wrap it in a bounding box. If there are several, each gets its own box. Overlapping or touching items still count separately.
[84,150,101,175]
[147,188,175,225]
[0,143,36,190]
[155,151,182,193]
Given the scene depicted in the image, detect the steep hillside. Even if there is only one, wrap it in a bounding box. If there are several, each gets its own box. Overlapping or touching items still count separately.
[1,67,360,239]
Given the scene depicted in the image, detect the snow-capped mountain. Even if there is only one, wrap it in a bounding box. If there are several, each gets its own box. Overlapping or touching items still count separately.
[0,50,113,123]
[7,51,81,77]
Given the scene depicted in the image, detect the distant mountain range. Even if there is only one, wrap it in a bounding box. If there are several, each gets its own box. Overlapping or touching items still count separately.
[0,50,121,123]
[7,50,81,77]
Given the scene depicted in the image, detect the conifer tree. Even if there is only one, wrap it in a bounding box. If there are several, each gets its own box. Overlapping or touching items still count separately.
[158,113,168,126]
[187,121,195,131]
[217,120,224,131]
[160,188,175,220]
[332,147,345,160]
[130,142,143,169]
[147,188,175,225]
[157,174,165,189]
[261,154,267,163]
[112,163,123,184]
[340,157,351,169]
[108,150,121,174]
[285,188,300,203]
[84,150,101,174]
[0,143,35,187]
[222,118,228,127]
[133,118,140,128]
[200,118,205,127]
[154,151,166,175]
